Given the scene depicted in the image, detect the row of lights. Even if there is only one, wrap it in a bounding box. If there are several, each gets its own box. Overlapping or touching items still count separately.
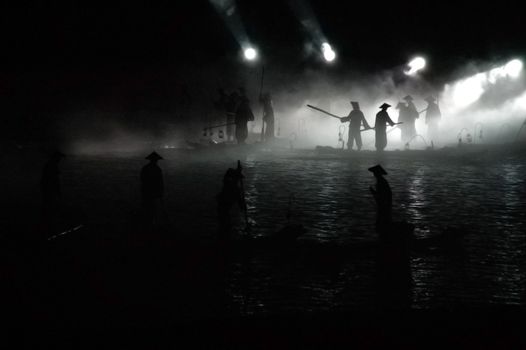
[243,45,427,74]
[243,41,336,63]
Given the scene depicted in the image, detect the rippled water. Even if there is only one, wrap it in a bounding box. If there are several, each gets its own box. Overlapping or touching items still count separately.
[3,147,526,315]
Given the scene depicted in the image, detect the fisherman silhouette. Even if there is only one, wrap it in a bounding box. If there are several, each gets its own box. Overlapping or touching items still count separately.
[400,95,418,142]
[368,164,412,309]
[216,164,245,239]
[259,92,275,142]
[225,91,240,142]
[140,152,164,228]
[235,95,255,145]
[40,151,65,236]
[340,101,371,151]
[424,96,441,144]
[368,164,392,235]
[374,103,396,151]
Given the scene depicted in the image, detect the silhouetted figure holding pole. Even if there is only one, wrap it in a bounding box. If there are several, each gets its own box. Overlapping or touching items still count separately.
[259,92,275,142]
[235,95,255,145]
[225,91,239,142]
[425,96,441,144]
[340,101,371,150]
[141,152,164,228]
[216,163,245,239]
[369,164,392,235]
[374,103,396,151]
[40,151,65,236]
[400,95,418,142]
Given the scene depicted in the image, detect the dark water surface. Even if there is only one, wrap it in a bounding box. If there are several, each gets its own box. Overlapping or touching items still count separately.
[1,147,526,323]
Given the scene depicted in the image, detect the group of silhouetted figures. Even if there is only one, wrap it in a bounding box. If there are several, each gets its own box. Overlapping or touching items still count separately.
[340,95,441,151]
[214,87,275,144]
[40,151,395,241]
[40,151,411,309]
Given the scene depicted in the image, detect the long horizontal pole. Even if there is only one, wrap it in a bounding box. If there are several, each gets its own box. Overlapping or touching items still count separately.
[306,104,342,120]
[203,122,236,130]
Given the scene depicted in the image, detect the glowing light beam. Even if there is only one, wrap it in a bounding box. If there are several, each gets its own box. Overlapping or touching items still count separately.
[405,56,426,75]
[243,47,257,60]
[322,43,336,62]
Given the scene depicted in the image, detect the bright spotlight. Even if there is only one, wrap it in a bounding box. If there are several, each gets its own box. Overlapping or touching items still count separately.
[244,47,257,60]
[405,56,426,75]
[321,43,336,62]
[505,59,523,78]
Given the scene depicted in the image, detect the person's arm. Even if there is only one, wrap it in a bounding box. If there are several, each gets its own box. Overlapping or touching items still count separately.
[362,114,371,129]
[386,113,396,126]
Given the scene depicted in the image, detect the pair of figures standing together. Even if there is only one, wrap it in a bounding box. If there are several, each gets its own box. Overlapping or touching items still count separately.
[340,101,395,151]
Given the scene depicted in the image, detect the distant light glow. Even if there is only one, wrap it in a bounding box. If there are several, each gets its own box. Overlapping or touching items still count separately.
[446,58,524,112]
[405,56,426,75]
[244,47,257,60]
[451,73,486,108]
[321,43,336,62]
[505,59,523,78]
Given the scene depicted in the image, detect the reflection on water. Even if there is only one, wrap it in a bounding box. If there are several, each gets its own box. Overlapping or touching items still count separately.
[6,149,526,315]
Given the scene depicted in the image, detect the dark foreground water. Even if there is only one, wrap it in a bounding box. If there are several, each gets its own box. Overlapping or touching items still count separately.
[1,145,526,328]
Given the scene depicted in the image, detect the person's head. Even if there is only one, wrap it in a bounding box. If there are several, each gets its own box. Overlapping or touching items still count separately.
[224,167,243,185]
[403,95,414,102]
[368,164,387,178]
[424,96,435,104]
[145,151,163,163]
[351,101,360,110]
[379,103,391,110]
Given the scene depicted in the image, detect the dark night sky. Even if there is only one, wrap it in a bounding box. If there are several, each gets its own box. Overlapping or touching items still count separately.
[0,1,524,143]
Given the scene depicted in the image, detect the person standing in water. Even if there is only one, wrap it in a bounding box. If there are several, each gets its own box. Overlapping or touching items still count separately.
[368,164,392,235]
[424,96,441,144]
[40,151,65,236]
[374,103,396,151]
[140,151,164,227]
[259,92,275,142]
[340,101,371,151]
[235,94,255,145]
[216,163,245,239]
[401,95,419,142]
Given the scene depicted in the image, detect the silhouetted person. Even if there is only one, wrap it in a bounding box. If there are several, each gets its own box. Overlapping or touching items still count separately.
[259,92,275,142]
[374,103,396,151]
[340,101,371,150]
[235,95,255,145]
[425,96,441,144]
[215,87,228,120]
[225,91,240,142]
[369,164,392,235]
[216,165,244,239]
[141,152,164,227]
[40,151,65,236]
[400,95,418,142]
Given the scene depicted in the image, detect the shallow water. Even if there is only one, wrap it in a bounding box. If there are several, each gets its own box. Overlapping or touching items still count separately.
[2,147,526,316]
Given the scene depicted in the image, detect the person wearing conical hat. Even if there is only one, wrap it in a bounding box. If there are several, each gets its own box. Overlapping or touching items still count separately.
[40,151,66,237]
[340,101,372,151]
[401,95,419,143]
[374,103,396,151]
[424,96,441,144]
[368,164,392,234]
[234,94,255,145]
[259,92,275,143]
[140,151,164,227]
[216,162,245,239]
